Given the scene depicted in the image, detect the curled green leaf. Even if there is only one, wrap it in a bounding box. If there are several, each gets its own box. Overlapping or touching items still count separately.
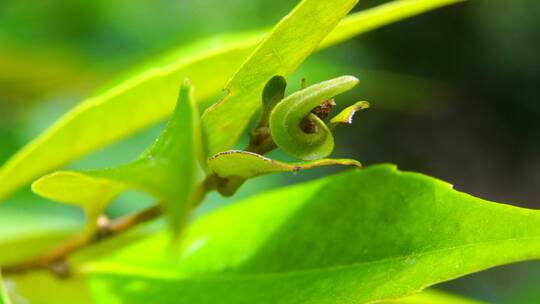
[328,101,369,129]
[208,150,360,180]
[202,0,359,157]
[32,80,201,235]
[246,75,287,155]
[269,75,359,160]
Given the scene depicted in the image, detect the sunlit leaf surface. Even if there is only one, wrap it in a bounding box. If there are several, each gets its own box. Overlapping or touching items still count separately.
[87,164,539,303]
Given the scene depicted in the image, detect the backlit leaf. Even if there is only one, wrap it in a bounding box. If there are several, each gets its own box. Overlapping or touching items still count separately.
[328,101,369,129]
[32,80,200,234]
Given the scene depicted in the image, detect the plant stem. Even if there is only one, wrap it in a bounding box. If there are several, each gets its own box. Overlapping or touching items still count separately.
[2,204,163,277]
[3,176,214,277]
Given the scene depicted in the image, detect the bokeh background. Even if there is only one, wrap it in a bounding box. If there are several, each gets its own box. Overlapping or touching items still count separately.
[0,0,539,302]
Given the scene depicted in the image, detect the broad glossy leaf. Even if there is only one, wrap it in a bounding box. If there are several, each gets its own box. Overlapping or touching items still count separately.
[200,0,359,156]
[32,80,200,233]
[208,150,360,179]
[87,164,540,303]
[0,0,465,201]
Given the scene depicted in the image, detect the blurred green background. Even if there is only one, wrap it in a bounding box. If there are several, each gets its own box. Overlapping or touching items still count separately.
[0,0,539,303]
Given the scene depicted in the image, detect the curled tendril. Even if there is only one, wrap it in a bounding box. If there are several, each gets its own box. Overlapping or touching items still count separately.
[269,75,362,161]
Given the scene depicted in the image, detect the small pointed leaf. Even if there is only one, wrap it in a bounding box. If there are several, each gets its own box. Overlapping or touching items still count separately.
[32,80,200,234]
[208,150,360,180]
[328,101,369,129]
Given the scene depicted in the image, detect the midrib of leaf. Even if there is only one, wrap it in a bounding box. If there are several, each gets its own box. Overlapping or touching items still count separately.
[87,236,540,281]
[0,0,466,201]
[87,232,540,304]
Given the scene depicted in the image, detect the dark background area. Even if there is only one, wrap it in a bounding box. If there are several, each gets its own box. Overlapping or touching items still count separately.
[0,0,538,302]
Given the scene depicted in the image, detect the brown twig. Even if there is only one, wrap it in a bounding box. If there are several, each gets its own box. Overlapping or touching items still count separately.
[3,172,224,277]
[3,205,163,276]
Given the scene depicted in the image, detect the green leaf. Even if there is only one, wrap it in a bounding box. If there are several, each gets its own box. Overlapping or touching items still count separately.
[259,75,288,128]
[201,0,359,157]
[0,0,465,201]
[32,80,200,233]
[86,164,540,303]
[208,150,360,179]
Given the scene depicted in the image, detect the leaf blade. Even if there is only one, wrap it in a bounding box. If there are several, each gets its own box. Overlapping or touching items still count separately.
[32,80,200,233]
[87,164,540,303]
